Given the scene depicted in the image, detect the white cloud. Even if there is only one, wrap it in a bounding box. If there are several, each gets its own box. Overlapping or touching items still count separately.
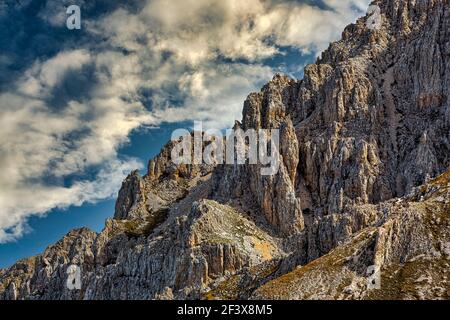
[154,63,274,129]
[86,0,371,127]
[0,0,371,242]
[0,159,142,243]
[0,50,153,242]
[19,50,92,97]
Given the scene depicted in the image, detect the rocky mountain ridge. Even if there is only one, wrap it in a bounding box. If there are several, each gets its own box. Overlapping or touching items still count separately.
[0,0,449,300]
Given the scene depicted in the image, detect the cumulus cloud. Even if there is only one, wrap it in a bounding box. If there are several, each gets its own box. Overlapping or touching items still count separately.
[86,0,371,128]
[0,0,371,242]
[0,49,154,242]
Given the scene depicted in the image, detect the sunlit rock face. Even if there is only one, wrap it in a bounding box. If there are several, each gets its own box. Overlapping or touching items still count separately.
[1,0,449,300]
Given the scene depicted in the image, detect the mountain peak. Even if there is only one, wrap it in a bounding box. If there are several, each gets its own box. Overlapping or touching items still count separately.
[1,0,448,300]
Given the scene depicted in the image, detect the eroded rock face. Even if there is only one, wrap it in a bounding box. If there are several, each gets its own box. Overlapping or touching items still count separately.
[213,87,305,236]
[0,0,449,300]
[114,170,147,220]
[1,197,282,300]
[212,0,449,262]
[0,229,97,300]
[251,172,450,300]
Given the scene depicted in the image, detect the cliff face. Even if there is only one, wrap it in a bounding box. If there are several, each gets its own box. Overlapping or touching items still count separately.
[1,0,449,300]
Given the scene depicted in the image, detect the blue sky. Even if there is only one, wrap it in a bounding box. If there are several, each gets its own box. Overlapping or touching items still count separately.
[0,0,370,268]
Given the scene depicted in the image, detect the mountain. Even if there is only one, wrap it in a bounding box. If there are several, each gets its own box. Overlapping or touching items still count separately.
[1,0,449,300]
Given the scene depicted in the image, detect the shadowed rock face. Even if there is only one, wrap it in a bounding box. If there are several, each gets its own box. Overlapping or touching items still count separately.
[1,0,449,300]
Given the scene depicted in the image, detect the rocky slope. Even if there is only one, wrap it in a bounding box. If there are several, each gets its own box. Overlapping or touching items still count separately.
[0,0,449,300]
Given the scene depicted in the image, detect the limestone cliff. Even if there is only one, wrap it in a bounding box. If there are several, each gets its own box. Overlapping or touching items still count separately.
[0,0,449,300]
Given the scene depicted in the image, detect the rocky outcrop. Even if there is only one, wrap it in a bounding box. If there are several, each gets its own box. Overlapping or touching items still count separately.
[114,170,147,220]
[0,229,97,300]
[213,78,305,236]
[1,196,282,300]
[251,172,450,300]
[0,0,448,300]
